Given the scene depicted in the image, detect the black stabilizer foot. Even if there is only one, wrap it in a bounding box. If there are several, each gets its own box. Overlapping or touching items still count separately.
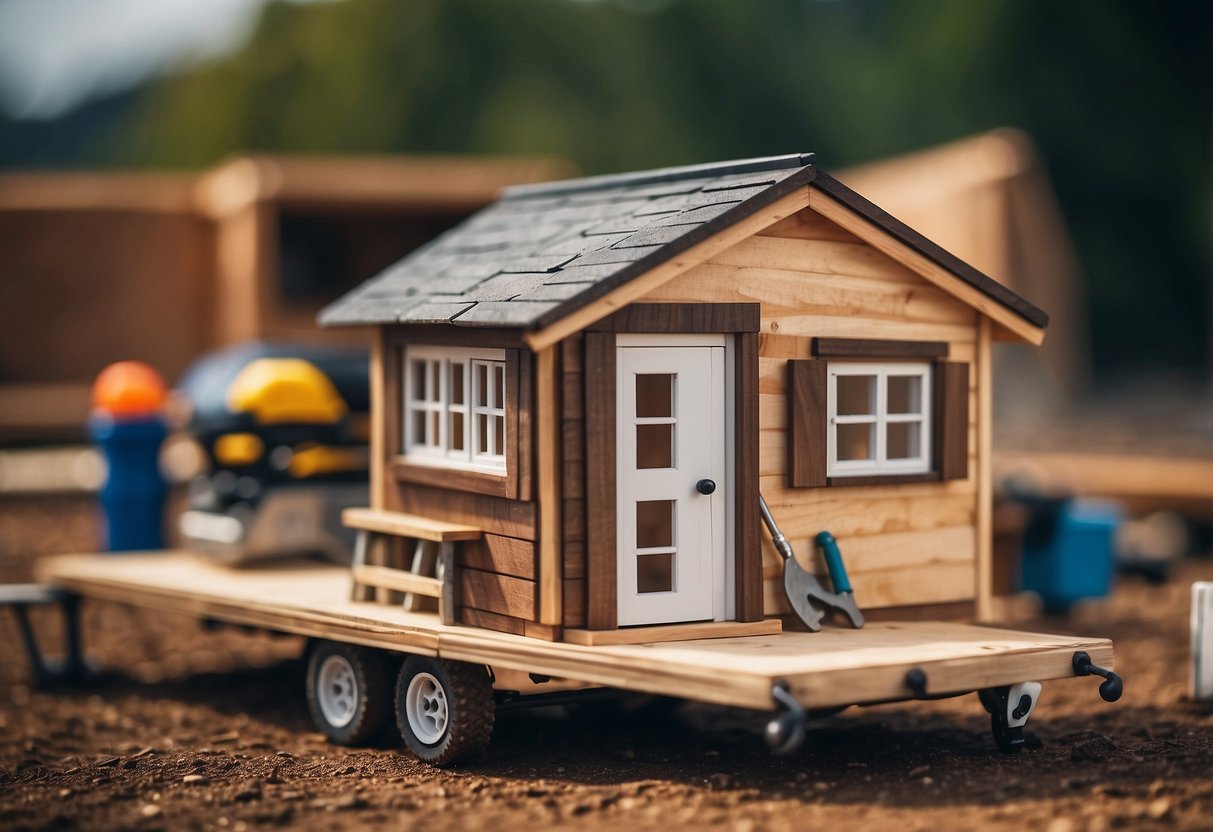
[905,668,928,699]
[1072,651,1124,702]
[765,681,807,754]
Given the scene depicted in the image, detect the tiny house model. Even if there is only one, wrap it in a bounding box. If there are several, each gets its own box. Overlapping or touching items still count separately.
[33,154,1121,766]
[318,152,1048,636]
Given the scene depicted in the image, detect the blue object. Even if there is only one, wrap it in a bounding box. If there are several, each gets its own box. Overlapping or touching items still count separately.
[89,414,168,551]
[1019,499,1121,613]
[814,530,853,595]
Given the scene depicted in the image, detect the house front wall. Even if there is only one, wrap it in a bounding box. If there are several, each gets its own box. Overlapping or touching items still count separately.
[637,204,990,616]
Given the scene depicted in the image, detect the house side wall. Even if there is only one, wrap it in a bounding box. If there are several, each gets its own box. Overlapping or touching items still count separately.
[638,207,983,613]
[375,326,547,637]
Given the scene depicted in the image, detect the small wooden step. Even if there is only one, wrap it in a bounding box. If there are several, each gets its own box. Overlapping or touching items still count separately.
[342,507,481,542]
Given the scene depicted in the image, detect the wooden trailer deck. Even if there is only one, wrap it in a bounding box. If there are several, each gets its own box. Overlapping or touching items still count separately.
[38,552,1114,712]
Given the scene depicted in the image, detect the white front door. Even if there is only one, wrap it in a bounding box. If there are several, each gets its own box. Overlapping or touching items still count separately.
[616,335,728,627]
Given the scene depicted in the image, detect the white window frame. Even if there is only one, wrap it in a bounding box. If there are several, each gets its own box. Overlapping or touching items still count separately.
[403,346,507,475]
[826,361,932,477]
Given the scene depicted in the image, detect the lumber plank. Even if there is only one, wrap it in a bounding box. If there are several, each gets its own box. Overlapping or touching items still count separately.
[458,534,536,581]
[351,564,442,597]
[460,567,536,620]
[564,618,781,646]
[342,507,482,542]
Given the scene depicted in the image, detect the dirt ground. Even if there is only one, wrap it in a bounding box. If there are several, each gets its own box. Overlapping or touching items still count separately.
[1,496,1211,831]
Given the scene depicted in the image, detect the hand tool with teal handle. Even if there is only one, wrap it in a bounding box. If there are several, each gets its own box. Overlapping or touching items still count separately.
[814,531,864,628]
[758,495,865,631]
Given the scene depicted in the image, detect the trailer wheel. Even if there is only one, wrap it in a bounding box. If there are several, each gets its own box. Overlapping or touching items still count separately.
[305,641,395,746]
[395,657,493,766]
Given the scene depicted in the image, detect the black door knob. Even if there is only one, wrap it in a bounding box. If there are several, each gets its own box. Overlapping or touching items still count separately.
[696,479,716,495]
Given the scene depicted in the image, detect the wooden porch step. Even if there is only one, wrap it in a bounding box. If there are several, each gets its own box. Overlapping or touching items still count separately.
[564,618,783,646]
[342,507,482,542]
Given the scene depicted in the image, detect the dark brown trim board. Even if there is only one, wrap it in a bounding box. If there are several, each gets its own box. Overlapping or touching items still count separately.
[583,331,617,630]
[590,303,761,334]
[734,331,763,621]
[934,361,970,481]
[787,360,828,488]
[827,472,942,488]
[812,337,948,360]
[384,325,527,350]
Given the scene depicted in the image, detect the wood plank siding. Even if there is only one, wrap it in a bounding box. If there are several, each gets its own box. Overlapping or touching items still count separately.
[639,205,983,613]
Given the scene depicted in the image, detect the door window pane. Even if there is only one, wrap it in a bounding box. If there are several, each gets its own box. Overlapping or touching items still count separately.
[636,500,674,549]
[449,411,464,451]
[836,375,875,416]
[636,423,673,469]
[635,374,673,418]
[449,362,464,405]
[836,423,874,461]
[637,553,674,593]
[887,375,922,414]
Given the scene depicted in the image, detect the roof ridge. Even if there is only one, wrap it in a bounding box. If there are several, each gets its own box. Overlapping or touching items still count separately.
[502,152,816,200]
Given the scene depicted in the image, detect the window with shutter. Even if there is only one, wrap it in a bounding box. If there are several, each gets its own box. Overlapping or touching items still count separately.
[787,338,970,488]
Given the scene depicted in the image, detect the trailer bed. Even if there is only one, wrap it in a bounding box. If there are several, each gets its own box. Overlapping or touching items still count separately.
[39,552,1114,711]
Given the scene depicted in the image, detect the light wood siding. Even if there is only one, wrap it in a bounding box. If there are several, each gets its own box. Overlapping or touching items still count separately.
[638,206,982,612]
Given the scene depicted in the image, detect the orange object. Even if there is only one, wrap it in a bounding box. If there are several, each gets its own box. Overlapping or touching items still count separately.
[91,361,168,418]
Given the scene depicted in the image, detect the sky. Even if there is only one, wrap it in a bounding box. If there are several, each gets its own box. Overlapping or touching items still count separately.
[0,0,334,119]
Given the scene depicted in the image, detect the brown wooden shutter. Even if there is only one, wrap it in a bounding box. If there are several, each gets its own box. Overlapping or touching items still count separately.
[787,359,828,487]
[934,361,970,481]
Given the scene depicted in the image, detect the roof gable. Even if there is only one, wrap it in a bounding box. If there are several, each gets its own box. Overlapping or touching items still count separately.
[318,154,1047,343]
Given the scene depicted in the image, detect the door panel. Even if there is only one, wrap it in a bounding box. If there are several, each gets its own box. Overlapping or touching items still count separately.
[616,344,726,626]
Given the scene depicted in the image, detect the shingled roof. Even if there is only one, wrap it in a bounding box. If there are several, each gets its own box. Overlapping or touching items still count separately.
[319,153,1048,332]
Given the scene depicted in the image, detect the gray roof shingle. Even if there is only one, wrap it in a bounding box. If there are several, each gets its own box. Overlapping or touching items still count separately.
[318,153,1048,332]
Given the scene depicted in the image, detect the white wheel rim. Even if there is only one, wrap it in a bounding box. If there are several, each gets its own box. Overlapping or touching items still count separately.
[406,672,448,745]
[316,654,359,728]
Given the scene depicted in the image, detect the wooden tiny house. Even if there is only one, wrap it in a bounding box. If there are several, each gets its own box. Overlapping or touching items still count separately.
[320,153,1049,641]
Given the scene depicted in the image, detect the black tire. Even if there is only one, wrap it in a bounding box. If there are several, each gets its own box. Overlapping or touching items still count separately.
[305,641,396,746]
[395,657,494,766]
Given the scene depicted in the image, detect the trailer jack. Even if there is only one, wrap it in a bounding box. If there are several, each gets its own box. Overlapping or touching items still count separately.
[765,681,807,754]
[1,585,89,689]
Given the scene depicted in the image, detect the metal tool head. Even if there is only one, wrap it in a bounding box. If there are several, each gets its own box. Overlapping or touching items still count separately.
[782,556,828,631]
[829,594,865,629]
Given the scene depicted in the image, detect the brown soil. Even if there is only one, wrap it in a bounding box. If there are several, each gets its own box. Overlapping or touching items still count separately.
[2,495,1211,831]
